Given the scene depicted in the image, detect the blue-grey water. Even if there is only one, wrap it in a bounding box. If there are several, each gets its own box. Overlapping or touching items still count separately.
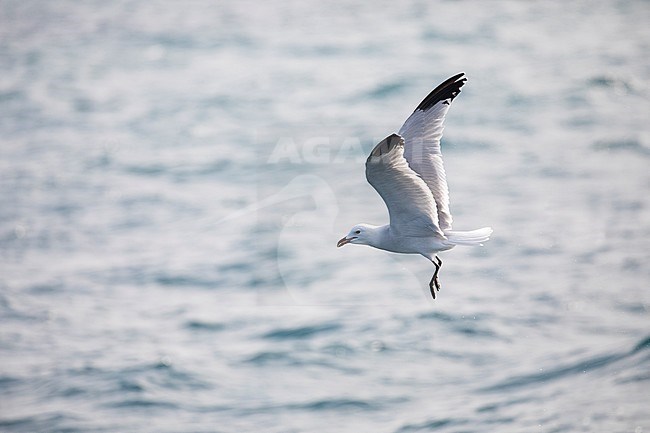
[1,1,649,432]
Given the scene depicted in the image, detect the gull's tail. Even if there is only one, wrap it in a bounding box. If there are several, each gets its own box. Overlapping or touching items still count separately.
[444,227,493,246]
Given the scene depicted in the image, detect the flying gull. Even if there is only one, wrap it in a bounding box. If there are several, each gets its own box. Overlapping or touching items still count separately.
[337,73,492,299]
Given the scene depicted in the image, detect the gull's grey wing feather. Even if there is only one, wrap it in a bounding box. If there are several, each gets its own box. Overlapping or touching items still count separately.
[365,134,443,238]
[398,72,467,231]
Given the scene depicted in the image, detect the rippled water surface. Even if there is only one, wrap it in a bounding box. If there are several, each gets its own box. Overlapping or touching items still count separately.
[1,1,649,432]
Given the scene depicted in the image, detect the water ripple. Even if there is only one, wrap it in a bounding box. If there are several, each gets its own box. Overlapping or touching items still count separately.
[103,399,179,410]
[394,417,466,433]
[262,323,342,340]
[289,398,378,412]
[184,320,226,332]
[481,336,650,392]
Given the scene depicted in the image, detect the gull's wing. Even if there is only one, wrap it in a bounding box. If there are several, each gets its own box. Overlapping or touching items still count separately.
[398,72,467,231]
[366,134,444,238]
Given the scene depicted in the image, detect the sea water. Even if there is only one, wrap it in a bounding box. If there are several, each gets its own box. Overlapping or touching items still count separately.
[1,1,649,432]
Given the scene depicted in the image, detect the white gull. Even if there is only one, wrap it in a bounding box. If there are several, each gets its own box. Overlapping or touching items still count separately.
[337,73,492,299]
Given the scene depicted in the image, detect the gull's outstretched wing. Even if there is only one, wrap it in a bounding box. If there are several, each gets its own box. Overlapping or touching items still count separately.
[398,72,467,231]
[366,134,443,238]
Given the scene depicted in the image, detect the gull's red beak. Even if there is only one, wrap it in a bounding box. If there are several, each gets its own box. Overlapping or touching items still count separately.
[337,236,352,247]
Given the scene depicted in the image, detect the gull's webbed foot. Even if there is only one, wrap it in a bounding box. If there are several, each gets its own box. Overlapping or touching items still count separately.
[429,256,442,299]
[429,276,440,299]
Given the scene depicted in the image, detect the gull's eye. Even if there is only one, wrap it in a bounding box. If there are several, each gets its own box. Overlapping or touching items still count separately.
[355,230,361,235]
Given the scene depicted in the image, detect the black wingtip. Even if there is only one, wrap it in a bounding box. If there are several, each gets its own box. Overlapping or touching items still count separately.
[415,72,467,112]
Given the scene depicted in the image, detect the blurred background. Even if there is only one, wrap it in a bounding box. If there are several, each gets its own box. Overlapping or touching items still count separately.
[1,1,648,432]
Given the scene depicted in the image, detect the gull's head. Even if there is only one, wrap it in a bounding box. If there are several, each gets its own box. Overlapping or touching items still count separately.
[337,224,376,247]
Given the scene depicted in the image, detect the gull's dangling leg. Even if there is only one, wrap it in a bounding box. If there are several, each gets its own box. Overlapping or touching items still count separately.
[429,256,443,299]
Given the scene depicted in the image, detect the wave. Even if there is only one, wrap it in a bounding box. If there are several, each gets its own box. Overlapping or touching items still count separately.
[262,323,342,340]
[394,417,466,433]
[481,335,650,392]
[184,320,226,332]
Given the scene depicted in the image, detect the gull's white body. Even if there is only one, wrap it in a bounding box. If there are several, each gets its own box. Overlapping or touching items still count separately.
[343,224,454,259]
[337,73,492,298]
